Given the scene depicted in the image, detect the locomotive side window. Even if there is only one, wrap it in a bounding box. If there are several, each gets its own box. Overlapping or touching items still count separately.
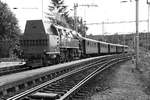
[67,31,73,38]
[51,25,58,35]
[58,29,63,35]
[70,31,77,39]
[25,40,28,46]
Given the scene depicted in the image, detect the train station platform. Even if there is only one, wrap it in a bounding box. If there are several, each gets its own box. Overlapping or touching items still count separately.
[0,55,105,87]
[0,61,25,68]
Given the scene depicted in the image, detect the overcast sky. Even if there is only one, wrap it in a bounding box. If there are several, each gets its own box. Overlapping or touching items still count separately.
[1,0,149,35]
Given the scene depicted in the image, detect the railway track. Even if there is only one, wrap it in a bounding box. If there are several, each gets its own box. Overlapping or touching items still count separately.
[6,54,131,100]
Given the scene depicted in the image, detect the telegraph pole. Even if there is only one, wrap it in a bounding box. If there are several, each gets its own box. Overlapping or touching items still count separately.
[102,21,104,35]
[135,0,139,69]
[42,0,43,19]
[74,3,78,32]
[147,0,150,50]
[147,0,150,32]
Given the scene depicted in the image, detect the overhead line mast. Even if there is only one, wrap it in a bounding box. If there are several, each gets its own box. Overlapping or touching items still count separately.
[73,3,98,35]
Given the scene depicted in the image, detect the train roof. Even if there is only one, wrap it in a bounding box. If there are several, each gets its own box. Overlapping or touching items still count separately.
[80,36,129,47]
[80,36,110,44]
[23,20,129,48]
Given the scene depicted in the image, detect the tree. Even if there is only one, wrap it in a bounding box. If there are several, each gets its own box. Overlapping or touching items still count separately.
[47,0,88,36]
[0,1,21,57]
[47,0,69,27]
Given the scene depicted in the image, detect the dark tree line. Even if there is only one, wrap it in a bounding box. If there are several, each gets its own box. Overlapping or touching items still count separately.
[0,1,21,58]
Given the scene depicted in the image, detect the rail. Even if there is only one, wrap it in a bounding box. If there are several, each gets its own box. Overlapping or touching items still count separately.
[6,54,131,100]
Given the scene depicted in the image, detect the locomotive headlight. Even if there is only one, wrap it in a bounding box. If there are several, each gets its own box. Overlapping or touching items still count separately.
[51,54,56,59]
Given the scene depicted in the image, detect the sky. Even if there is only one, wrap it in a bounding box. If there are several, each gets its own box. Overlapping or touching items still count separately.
[1,0,149,35]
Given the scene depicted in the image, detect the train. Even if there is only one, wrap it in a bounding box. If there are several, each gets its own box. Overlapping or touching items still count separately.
[20,20,129,67]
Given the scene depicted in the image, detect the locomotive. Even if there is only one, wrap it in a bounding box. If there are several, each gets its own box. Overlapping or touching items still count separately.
[20,20,128,67]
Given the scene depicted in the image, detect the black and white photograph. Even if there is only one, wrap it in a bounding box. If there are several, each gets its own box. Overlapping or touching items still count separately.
[0,0,150,99]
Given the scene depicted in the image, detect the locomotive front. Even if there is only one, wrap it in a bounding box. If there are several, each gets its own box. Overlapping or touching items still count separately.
[20,20,60,66]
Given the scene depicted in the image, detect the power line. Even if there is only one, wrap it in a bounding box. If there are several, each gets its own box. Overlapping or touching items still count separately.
[86,20,148,25]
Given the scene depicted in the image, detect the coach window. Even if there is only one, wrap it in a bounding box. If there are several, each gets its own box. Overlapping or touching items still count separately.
[91,42,93,46]
[29,40,31,46]
[41,39,43,46]
[35,40,37,46]
[38,40,40,45]
[94,43,96,47]
[23,40,25,46]
[41,40,43,45]
[30,40,33,46]
[33,40,35,46]
[26,40,29,46]
[40,40,42,45]
[44,39,46,45]
[27,40,29,46]
[34,40,36,46]
[31,40,33,46]
[23,40,24,46]
[37,40,40,45]
[24,40,27,46]
[87,41,90,46]
[31,40,32,46]
[43,40,45,45]
[46,39,48,45]
[25,40,27,46]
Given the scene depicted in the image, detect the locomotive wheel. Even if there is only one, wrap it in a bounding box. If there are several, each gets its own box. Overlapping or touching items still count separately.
[60,51,65,63]
[54,55,60,64]
[65,51,69,62]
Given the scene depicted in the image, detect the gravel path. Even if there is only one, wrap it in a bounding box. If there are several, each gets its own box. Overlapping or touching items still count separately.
[88,61,150,100]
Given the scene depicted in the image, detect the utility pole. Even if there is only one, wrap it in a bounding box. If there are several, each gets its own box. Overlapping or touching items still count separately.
[102,21,105,35]
[135,0,139,69]
[147,0,150,32]
[102,21,105,41]
[42,0,43,19]
[74,3,78,32]
[147,0,150,50]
